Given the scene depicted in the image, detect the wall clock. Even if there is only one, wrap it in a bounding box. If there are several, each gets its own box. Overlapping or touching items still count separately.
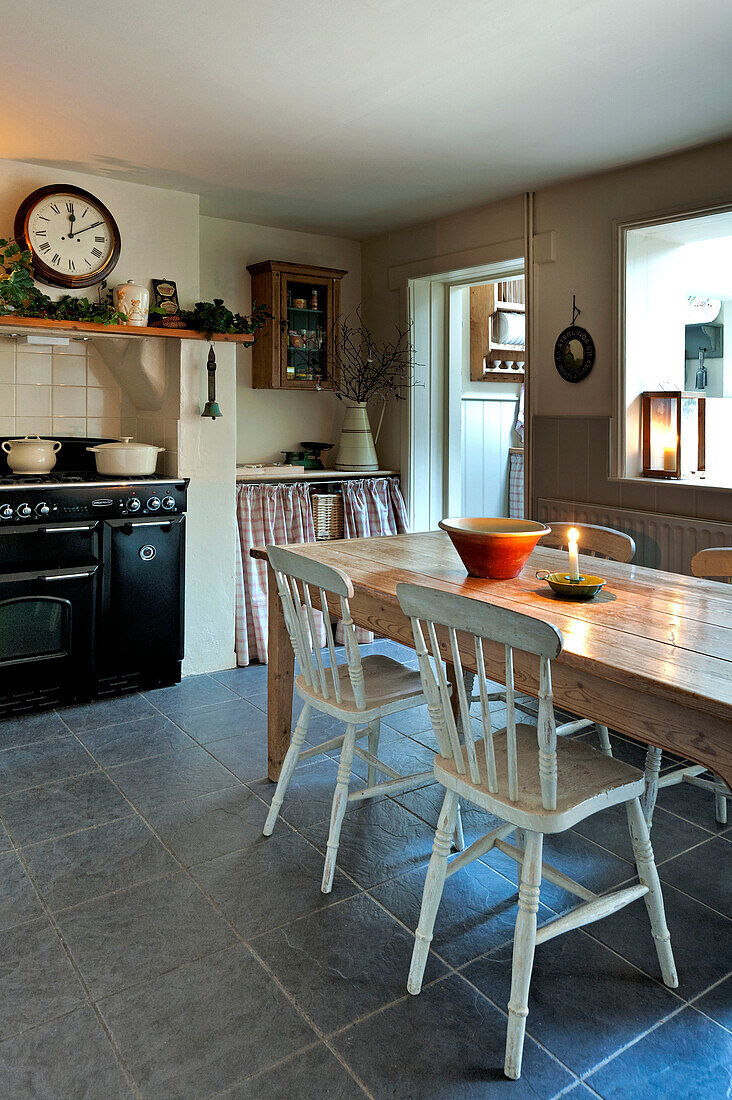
[14,184,121,289]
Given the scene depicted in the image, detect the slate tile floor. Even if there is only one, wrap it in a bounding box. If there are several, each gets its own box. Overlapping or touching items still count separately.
[0,641,729,1099]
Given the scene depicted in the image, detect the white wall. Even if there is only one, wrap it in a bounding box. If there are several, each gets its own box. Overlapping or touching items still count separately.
[199,215,361,465]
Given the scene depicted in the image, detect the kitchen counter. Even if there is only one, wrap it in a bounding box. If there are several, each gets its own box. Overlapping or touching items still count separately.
[236,468,399,483]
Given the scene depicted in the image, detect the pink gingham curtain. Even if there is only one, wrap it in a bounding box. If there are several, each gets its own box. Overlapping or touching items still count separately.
[235,476,408,665]
[508,451,525,519]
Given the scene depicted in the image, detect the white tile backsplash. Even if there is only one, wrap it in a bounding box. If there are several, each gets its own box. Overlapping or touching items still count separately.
[16,352,51,385]
[2,340,176,472]
[52,355,87,386]
[16,385,51,417]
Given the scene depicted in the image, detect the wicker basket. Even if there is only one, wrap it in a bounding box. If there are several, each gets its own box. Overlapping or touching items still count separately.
[312,490,344,541]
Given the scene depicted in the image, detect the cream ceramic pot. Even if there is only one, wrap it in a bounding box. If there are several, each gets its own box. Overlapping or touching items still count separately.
[2,434,62,474]
[86,437,163,476]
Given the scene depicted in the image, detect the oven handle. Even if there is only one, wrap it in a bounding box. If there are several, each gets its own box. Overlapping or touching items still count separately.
[41,524,97,535]
[41,568,98,583]
[108,516,183,534]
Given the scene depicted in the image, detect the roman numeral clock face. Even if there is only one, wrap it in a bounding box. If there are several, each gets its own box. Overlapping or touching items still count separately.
[14,185,121,289]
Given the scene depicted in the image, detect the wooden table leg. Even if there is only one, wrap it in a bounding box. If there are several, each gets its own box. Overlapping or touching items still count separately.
[266,562,294,782]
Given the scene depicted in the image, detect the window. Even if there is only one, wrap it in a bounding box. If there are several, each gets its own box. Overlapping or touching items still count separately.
[619,207,732,489]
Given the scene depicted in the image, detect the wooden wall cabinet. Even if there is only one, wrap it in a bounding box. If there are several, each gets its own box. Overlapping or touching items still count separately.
[469,278,526,383]
[246,260,347,390]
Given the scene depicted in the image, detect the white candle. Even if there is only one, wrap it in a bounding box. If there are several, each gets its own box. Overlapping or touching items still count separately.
[568,527,580,582]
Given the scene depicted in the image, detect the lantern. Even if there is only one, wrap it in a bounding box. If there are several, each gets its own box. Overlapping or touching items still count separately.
[641,391,705,480]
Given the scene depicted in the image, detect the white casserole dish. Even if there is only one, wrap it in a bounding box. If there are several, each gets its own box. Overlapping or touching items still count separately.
[2,434,62,474]
[86,437,164,476]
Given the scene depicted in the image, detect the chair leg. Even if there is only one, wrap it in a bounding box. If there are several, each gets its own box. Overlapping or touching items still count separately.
[367,719,381,787]
[407,788,458,995]
[263,703,312,836]
[321,723,357,894]
[640,745,663,827]
[452,801,465,852]
[504,830,543,1080]
[626,797,678,988]
[715,788,728,825]
[596,724,612,756]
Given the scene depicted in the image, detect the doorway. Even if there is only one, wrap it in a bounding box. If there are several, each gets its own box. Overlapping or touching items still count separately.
[406,259,527,531]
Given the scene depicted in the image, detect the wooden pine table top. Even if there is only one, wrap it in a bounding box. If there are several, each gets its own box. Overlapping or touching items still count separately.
[253,531,732,725]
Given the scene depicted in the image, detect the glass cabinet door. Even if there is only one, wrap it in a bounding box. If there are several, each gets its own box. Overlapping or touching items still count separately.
[282,275,330,384]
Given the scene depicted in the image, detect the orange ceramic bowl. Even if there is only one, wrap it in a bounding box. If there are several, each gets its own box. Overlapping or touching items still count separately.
[439,518,551,580]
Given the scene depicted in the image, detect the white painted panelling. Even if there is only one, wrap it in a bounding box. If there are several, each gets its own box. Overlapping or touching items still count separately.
[537,497,732,574]
[461,399,517,518]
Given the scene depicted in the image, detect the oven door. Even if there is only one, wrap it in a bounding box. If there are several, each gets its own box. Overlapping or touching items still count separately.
[0,520,99,571]
[99,516,184,680]
[0,565,98,716]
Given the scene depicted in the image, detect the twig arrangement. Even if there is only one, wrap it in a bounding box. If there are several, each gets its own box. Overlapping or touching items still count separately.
[325,309,418,402]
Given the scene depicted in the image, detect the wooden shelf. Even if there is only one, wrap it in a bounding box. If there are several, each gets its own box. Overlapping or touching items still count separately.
[237,467,399,483]
[0,315,254,343]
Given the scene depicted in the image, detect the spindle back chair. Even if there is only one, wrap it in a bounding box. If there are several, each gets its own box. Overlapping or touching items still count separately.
[642,547,731,826]
[263,546,451,893]
[397,581,677,1080]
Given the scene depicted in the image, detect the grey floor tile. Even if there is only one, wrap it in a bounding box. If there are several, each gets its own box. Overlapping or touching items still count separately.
[253,893,447,1034]
[588,880,732,1000]
[108,744,237,813]
[228,1043,366,1099]
[145,784,287,867]
[99,943,315,1098]
[371,860,554,969]
[332,972,574,1099]
[0,771,133,847]
[303,798,435,890]
[0,1004,133,1099]
[0,737,96,796]
[587,1004,732,1099]
[77,712,193,767]
[479,829,635,915]
[22,816,178,912]
[205,730,269,783]
[383,704,433,737]
[693,975,732,1030]
[192,831,357,939]
[171,696,268,747]
[0,919,86,1040]
[0,851,44,930]
[394,784,504,847]
[655,777,730,834]
[463,929,680,1077]
[249,757,341,830]
[59,694,157,734]
[143,674,236,717]
[55,871,236,999]
[0,822,11,854]
[0,710,70,752]
[574,802,711,866]
[659,834,731,915]
[211,664,269,697]
[348,733,435,784]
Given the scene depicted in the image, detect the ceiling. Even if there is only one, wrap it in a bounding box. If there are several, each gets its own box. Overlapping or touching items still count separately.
[3,1,732,238]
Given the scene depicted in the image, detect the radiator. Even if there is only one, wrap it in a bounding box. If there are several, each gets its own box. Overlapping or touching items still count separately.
[536,497,732,575]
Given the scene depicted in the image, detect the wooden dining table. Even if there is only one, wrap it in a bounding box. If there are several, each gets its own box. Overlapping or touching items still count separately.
[251,532,732,789]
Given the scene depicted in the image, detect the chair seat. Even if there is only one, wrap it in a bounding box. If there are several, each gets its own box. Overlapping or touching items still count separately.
[296,654,425,718]
[435,725,645,833]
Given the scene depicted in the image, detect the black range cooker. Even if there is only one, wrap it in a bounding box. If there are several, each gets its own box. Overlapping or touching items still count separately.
[0,437,188,717]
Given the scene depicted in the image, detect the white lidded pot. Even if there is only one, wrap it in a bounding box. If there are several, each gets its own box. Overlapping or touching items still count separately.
[86,437,164,476]
[2,434,62,474]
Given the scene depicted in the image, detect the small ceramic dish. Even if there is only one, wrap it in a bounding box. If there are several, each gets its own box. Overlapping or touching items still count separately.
[535,570,606,600]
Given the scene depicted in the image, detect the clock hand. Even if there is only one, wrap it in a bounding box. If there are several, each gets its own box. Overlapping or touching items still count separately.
[68,211,76,238]
[72,218,105,236]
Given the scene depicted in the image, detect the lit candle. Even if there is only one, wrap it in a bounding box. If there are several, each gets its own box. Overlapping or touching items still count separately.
[663,433,678,473]
[568,527,580,582]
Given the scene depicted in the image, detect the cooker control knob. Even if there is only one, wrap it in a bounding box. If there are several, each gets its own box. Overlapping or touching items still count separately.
[161,496,176,511]
[125,498,141,513]
[0,504,13,520]
[146,496,161,512]
[16,503,31,518]
[35,502,50,517]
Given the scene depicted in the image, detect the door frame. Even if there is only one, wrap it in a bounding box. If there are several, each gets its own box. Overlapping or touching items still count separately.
[405,256,526,531]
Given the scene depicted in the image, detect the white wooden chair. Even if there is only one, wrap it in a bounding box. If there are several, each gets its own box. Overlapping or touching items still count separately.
[263,545,459,893]
[470,522,636,754]
[641,547,731,827]
[397,581,677,1081]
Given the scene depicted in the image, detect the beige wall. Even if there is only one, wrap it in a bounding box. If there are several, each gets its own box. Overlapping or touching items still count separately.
[199,215,361,465]
[362,138,732,518]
